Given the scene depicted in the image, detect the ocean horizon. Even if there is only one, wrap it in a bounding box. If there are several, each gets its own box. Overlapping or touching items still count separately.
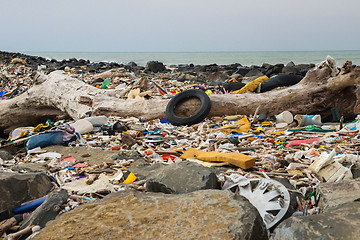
[23,50,360,67]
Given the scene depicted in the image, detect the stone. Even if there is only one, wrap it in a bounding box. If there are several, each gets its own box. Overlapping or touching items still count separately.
[0,151,13,160]
[235,66,251,76]
[286,61,295,67]
[0,172,53,212]
[121,132,137,147]
[146,161,220,194]
[20,189,68,229]
[265,65,284,77]
[147,61,166,73]
[10,162,47,173]
[273,201,360,240]
[205,72,229,84]
[35,190,268,240]
[317,179,360,213]
[111,150,143,161]
[44,145,118,166]
[128,160,164,180]
[282,66,300,75]
[244,69,264,78]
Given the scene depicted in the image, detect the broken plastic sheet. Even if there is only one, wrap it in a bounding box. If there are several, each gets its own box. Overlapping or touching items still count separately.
[218,117,250,134]
[181,148,255,169]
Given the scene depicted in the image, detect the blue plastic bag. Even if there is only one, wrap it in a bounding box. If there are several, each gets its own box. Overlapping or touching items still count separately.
[27,131,64,150]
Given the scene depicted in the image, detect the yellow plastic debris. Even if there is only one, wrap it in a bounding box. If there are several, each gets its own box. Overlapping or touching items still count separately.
[268,130,285,135]
[229,75,269,94]
[181,148,255,169]
[229,78,238,83]
[123,172,137,184]
[218,117,250,134]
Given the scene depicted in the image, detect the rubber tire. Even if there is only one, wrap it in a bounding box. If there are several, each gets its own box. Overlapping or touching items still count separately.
[259,74,303,93]
[166,89,211,126]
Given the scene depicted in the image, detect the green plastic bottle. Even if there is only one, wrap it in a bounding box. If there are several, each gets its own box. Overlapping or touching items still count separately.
[100,78,111,89]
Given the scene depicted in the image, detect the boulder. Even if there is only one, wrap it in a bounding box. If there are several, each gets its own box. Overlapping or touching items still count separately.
[0,172,53,212]
[317,179,360,213]
[44,145,118,166]
[0,150,13,160]
[20,189,68,229]
[282,66,300,75]
[285,61,295,67]
[35,190,268,240]
[265,64,284,77]
[10,162,47,173]
[147,61,166,73]
[273,201,360,240]
[236,66,251,76]
[205,71,229,82]
[245,69,264,78]
[146,161,220,194]
[128,160,164,180]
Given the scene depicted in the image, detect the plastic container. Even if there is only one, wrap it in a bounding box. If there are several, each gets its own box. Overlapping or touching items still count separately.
[70,119,94,134]
[10,127,34,139]
[275,111,293,124]
[304,114,321,122]
[100,78,111,89]
[84,116,108,127]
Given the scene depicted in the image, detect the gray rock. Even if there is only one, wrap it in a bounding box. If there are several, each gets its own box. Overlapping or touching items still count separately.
[286,61,295,67]
[0,172,53,212]
[0,150,13,160]
[205,72,229,85]
[128,159,164,180]
[111,150,143,161]
[265,65,284,77]
[146,161,220,194]
[273,201,360,240]
[10,162,47,173]
[229,73,243,80]
[352,166,360,178]
[35,190,268,240]
[236,66,251,76]
[245,69,264,78]
[147,61,166,73]
[20,189,68,229]
[317,179,360,213]
[44,145,118,166]
[282,66,300,75]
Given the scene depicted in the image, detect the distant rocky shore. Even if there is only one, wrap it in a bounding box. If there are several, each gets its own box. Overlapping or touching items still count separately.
[0,50,317,79]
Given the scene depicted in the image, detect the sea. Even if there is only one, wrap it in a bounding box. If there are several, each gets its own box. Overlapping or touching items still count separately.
[24,51,360,67]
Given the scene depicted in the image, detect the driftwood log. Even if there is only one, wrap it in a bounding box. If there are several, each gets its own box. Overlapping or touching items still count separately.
[0,57,359,136]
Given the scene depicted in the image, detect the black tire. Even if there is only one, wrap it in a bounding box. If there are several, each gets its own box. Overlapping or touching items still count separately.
[259,74,303,93]
[166,89,211,126]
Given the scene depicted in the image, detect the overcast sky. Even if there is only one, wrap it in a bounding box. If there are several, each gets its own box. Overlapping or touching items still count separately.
[1,0,359,52]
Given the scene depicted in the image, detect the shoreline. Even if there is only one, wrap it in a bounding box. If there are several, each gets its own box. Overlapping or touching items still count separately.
[2,50,359,68]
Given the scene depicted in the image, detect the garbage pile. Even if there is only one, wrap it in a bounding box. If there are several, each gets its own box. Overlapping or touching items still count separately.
[0,53,359,239]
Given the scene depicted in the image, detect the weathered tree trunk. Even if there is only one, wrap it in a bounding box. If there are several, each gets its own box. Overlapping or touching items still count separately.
[0,58,359,136]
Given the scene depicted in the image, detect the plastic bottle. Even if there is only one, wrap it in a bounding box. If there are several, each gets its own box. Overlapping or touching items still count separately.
[100,78,111,89]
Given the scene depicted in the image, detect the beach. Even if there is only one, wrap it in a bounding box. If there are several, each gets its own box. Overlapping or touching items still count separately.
[1,51,360,239]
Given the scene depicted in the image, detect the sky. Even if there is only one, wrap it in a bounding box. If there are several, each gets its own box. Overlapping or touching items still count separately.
[1,0,359,52]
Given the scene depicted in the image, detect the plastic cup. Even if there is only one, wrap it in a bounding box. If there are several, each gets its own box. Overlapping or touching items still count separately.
[275,111,293,124]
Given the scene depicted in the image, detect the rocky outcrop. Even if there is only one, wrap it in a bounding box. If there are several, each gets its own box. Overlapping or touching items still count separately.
[20,189,68,229]
[35,190,268,240]
[273,201,360,240]
[0,172,53,212]
[146,61,166,73]
[317,179,360,213]
[146,161,220,194]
